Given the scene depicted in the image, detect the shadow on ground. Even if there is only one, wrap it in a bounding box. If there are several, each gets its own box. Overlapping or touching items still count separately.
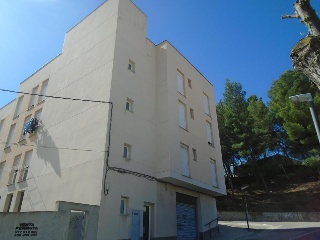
[215,222,320,240]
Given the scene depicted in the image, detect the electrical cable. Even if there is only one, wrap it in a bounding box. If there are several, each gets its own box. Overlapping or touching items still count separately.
[103,102,113,195]
[0,88,111,104]
[1,87,114,196]
[6,142,108,153]
[1,88,214,197]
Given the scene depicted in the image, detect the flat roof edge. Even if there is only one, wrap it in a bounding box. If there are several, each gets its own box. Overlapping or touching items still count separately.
[20,53,62,85]
[156,40,213,87]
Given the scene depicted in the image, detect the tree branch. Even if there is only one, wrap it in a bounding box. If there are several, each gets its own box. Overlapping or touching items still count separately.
[281,13,300,19]
[294,0,320,36]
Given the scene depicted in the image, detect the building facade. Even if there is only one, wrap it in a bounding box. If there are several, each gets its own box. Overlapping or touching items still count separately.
[0,0,226,239]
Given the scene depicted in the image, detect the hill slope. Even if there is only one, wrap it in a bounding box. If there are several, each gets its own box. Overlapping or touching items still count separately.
[217,180,320,212]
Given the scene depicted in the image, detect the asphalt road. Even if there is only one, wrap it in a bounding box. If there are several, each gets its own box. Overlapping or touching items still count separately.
[217,221,320,240]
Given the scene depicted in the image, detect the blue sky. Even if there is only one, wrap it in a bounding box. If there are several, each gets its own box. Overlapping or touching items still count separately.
[1,0,320,109]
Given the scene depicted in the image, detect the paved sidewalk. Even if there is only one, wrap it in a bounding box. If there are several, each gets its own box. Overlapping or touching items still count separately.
[215,221,256,240]
[215,221,320,240]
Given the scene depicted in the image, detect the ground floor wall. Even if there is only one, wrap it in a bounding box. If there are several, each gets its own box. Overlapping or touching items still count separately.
[0,157,105,212]
[0,201,99,240]
[219,211,320,222]
[97,171,218,240]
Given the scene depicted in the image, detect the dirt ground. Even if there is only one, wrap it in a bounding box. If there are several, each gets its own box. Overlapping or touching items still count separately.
[216,181,320,212]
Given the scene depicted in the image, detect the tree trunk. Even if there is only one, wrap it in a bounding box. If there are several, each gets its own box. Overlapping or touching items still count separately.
[294,0,320,36]
[279,163,293,185]
[255,164,271,197]
[283,0,320,89]
[250,155,271,197]
[290,36,320,89]
[223,160,235,196]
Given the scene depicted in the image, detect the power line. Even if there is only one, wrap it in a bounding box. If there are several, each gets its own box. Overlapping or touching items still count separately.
[1,88,208,196]
[1,142,108,153]
[0,88,111,104]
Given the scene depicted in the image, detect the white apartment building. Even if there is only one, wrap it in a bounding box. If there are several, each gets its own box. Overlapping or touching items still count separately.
[0,0,226,239]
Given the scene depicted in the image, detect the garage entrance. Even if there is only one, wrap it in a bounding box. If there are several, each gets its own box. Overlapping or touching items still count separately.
[176,193,198,240]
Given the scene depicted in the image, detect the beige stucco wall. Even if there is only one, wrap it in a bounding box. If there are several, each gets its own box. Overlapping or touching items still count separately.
[0,0,226,239]
[0,0,117,212]
[154,42,226,196]
[96,0,225,239]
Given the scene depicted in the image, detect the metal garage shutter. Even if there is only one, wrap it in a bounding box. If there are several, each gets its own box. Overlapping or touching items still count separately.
[176,194,197,240]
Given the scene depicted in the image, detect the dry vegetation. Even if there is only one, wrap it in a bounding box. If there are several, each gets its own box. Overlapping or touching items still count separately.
[217,180,320,212]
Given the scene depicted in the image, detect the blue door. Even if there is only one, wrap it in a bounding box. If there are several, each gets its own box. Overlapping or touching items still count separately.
[131,210,140,240]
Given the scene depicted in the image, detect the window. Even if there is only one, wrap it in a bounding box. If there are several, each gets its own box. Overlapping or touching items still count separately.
[120,197,128,215]
[188,78,192,89]
[128,59,135,72]
[6,124,16,147]
[21,115,32,140]
[126,98,133,112]
[29,86,39,109]
[123,143,131,159]
[14,96,23,118]
[0,119,4,135]
[21,151,32,181]
[180,143,190,177]
[178,101,187,129]
[38,80,48,103]
[192,148,197,161]
[203,93,210,116]
[0,161,5,182]
[190,108,194,120]
[3,193,13,212]
[9,155,21,185]
[177,71,185,96]
[206,121,213,145]
[14,191,25,212]
[210,159,218,187]
[35,109,42,122]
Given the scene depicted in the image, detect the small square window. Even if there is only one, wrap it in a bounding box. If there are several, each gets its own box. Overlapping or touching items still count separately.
[123,143,131,159]
[192,148,197,161]
[126,98,133,112]
[128,59,135,72]
[190,108,194,120]
[120,197,128,215]
[188,78,192,89]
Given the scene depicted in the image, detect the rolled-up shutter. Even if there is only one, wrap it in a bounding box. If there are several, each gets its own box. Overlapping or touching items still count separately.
[176,193,197,240]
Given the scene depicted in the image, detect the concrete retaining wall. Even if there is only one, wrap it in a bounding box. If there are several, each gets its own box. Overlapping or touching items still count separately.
[0,211,69,240]
[218,211,320,222]
[0,201,99,240]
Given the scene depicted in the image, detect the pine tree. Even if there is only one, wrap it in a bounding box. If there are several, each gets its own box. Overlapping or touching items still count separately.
[217,79,249,195]
[268,70,320,158]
